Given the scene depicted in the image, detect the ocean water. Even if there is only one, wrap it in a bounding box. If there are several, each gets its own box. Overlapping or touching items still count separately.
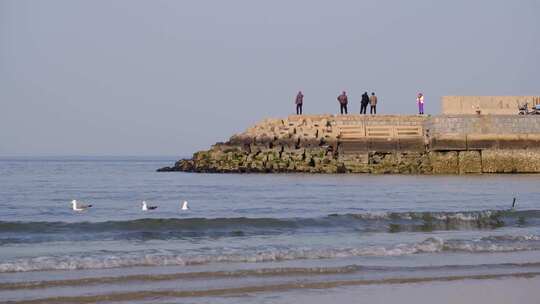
[1,157,540,303]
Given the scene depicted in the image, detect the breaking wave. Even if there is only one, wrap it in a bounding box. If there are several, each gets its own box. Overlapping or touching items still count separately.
[1,234,539,273]
[1,209,539,244]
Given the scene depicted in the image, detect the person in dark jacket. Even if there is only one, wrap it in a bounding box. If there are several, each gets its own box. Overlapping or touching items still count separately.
[295,91,304,115]
[338,91,348,114]
[360,92,369,114]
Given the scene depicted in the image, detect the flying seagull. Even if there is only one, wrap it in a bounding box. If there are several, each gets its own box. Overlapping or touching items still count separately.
[71,200,92,212]
[181,200,189,211]
[142,201,158,211]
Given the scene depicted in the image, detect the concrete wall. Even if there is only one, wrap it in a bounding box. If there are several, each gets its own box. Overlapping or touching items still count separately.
[441,96,540,115]
[429,150,540,174]
[426,115,540,134]
[331,115,427,154]
[425,115,540,151]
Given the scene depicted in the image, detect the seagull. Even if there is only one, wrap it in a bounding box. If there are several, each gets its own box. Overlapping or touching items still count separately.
[142,200,158,211]
[511,197,517,210]
[71,200,92,212]
[181,200,189,211]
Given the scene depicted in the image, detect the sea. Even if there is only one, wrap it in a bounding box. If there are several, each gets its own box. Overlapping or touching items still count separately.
[1,157,539,303]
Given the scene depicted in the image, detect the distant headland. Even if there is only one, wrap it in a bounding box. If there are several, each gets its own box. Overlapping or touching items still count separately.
[158,96,540,174]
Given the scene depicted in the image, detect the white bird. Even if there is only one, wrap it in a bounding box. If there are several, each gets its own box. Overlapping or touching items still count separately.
[142,200,157,211]
[181,200,189,211]
[71,200,92,212]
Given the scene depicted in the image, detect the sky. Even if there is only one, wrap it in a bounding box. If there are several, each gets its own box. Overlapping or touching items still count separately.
[1,0,539,156]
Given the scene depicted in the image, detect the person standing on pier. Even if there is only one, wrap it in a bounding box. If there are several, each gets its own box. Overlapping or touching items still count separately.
[338,91,348,114]
[369,92,378,114]
[295,91,304,115]
[417,92,424,114]
[360,92,369,114]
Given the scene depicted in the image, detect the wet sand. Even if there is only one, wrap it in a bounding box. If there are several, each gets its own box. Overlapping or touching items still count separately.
[262,276,540,304]
[2,272,539,304]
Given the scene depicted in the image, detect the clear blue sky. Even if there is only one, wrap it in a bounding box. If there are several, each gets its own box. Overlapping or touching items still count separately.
[1,0,539,156]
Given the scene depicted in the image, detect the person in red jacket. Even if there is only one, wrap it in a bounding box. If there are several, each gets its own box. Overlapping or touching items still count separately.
[295,91,304,115]
[338,91,348,114]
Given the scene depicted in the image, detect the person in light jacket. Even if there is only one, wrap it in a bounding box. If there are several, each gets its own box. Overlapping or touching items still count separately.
[417,93,424,115]
[369,92,378,114]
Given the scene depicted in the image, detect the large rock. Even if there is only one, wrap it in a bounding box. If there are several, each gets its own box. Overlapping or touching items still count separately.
[482,149,540,173]
[458,151,482,174]
[430,151,459,174]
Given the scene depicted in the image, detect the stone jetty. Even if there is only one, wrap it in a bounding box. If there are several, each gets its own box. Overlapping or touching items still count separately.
[158,112,540,174]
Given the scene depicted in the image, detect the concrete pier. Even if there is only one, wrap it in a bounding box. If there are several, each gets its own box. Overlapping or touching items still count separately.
[159,113,540,174]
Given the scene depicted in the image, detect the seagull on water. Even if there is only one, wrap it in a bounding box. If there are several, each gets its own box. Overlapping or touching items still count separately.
[142,200,158,211]
[181,200,189,211]
[71,200,92,212]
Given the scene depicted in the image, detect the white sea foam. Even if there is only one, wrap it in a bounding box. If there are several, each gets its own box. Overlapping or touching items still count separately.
[481,235,540,242]
[431,211,494,221]
[1,235,537,273]
[349,210,498,222]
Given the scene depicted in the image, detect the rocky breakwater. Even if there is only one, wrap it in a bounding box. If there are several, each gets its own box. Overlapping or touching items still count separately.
[158,115,434,174]
[159,114,540,174]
